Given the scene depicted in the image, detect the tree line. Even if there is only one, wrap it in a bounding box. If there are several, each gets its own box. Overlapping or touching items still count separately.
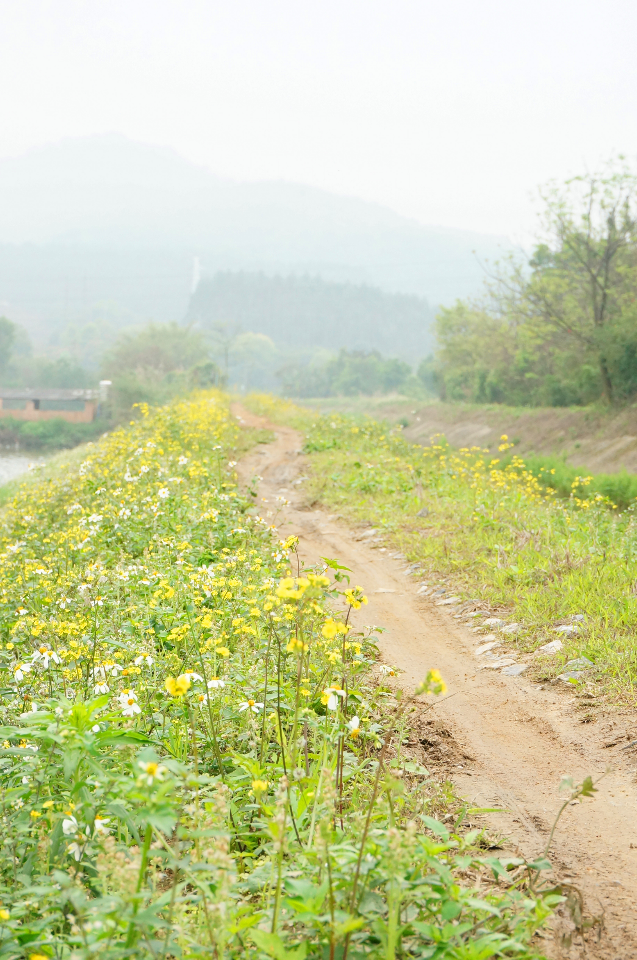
[186,271,435,361]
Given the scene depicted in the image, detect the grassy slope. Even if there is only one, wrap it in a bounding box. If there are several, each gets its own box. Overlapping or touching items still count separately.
[298,396,637,476]
[247,394,637,702]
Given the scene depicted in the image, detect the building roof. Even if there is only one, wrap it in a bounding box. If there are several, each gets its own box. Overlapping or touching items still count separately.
[0,388,98,401]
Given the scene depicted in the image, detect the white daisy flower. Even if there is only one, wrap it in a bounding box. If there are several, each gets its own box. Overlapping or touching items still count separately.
[157,488,170,499]
[238,698,264,714]
[67,841,84,861]
[32,647,60,668]
[347,716,361,737]
[134,653,154,667]
[138,760,166,786]
[378,664,396,676]
[323,685,345,711]
[207,677,225,689]
[118,689,141,717]
[63,816,79,836]
[13,663,31,682]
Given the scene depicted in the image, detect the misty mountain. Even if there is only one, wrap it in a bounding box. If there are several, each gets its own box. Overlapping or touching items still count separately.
[187,271,434,361]
[0,136,509,349]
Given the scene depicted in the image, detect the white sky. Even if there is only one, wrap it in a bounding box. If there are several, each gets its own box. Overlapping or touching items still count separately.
[1,0,636,238]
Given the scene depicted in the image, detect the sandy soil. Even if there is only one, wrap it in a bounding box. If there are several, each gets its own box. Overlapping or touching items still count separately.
[233,403,637,959]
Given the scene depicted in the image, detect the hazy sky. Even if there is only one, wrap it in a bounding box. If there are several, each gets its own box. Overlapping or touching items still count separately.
[1,0,636,238]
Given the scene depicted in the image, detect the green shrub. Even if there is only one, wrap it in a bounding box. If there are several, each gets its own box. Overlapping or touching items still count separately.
[0,417,107,450]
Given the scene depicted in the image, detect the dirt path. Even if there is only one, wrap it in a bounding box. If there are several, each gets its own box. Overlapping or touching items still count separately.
[234,404,637,959]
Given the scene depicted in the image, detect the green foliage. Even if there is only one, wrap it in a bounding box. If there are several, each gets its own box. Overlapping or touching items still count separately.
[103,321,208,375]
[0,319,94,392]
[0,416,105,451]
[279,349,420,398]
[433,160,637,406]
[30,356,93,389]
[416,355,442,397]
[0,392,556,958]
[497,451,637,510]
[0,317,16,372]
[434,300,600,407]
[102,322,222,419]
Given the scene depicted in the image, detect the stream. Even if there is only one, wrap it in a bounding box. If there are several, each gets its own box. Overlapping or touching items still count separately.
[0,453,46,487]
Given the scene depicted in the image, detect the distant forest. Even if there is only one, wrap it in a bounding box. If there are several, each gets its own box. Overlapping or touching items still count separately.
[185,272,434,361]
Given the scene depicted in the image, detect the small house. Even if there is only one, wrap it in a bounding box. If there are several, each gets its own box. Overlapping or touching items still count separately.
[0,387,104,423]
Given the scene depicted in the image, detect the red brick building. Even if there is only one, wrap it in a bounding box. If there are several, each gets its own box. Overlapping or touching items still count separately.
[0,388,100,423]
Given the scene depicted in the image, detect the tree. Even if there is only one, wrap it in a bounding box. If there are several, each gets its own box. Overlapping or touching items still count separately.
[278,349,413,398]
[435,160,637,407]
[103,322,207,376]
[0,317,16,373]
[500,161,637,402]
[208,321,242,381]
[102,322,211,419]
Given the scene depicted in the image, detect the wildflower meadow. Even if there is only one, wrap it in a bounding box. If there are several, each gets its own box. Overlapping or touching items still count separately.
[0,392,556,959]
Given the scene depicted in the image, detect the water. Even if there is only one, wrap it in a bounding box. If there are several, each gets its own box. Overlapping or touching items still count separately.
[0,454,45,486]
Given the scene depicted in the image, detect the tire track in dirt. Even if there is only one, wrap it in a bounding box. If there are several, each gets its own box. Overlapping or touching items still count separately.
[234,404,637,959]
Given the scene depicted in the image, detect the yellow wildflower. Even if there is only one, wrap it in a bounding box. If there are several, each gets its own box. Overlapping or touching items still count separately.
[165,675,191,697]
[415,669,447,697]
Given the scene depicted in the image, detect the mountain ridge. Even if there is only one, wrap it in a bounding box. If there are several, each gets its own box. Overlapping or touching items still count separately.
[0,135,509,306]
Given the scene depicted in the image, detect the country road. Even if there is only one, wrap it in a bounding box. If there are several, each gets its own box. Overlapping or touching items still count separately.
[234,403,637,959]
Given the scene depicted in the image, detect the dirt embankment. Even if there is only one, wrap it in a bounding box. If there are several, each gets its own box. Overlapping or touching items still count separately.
[234,401,637,960]
[301,397,637,475]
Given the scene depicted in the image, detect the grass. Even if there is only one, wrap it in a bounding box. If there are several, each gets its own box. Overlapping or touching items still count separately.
[0,391,557,959]
[499,451,637,510]
[0,415,108,450]
[245,393,637,701]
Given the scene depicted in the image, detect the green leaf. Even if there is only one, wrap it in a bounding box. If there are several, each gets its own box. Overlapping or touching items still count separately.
[421,815,450,839]
[441,900,462,920]
[63,748,81,780]
[283,878,327,914]
[358,890,387,915]
[334,917,365,937]
[580,775,597,798]
[248,929,308,959]
[465,897,502,916]
[96,730,156,747]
